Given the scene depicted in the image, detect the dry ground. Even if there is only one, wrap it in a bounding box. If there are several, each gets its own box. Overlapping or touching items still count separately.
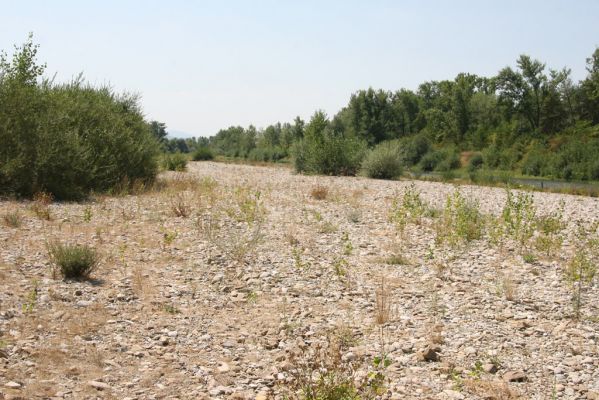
[0,161,598,400]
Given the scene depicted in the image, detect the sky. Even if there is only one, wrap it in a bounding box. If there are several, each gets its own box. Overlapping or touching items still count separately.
[1,1,598,138]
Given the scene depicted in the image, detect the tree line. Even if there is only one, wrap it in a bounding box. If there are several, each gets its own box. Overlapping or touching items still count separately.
[193,49,599,181]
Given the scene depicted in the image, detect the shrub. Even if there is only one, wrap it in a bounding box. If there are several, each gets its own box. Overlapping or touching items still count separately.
[292,133,367,176]
[162,152,188,171]
[467,153,484,173]
[0,37,159,200]
[48,241,99,280]
[418,148,459,172]
[192,146,214,161]
[399,134,431,166]
[361,141,403,180]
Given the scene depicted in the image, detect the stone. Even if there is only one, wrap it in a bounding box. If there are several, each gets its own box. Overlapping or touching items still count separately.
[88,380,111,390]
[503,370,527,382]
[4,381,21,389]
[417,345,441,362]
[482,363,497,374]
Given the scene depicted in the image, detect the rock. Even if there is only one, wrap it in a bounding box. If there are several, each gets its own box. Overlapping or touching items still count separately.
[4,381,21,389]
[255,392,268,400]
[88,380,111,390]
[417,345,440,362]
[442,390,465,399]
[217,362,231,373]
[482,363,497,374]
[502,370,527,382]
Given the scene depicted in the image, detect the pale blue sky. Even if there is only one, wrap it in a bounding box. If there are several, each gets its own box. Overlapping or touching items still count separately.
[1,1,598,137]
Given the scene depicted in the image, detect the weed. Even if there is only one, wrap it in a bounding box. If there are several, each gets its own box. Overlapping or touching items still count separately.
[333,258,349,277]
[310,185,329,200]
[163,303,180,314]
[31,191,53,220]
[22,279,39,313]
[48,241,99,280]
[534,201,565,258]
[497,272,517,301]
[565,221,598,319]
[382,253,409,265]
[502,189,536,250]
[319,221,338,234]
[390,183,427,233]
[523,253,537,264]
[82,205,93,222]
[341,232,353,256]
[435,190,484,247]
[246,291,258,304]
[162,229,178,246]
[170,192,192,218]
[292,246,309,270]
[2,210,22,227]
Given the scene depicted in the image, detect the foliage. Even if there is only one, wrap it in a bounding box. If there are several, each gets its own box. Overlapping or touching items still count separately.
[0,36,159,200]
[436,190,484,246]
[192,146,214,161]
[565,221,598,319]
[48,241,99,280]
[162,152,188,171]
[390,183,428,232]
[361,141,403,179]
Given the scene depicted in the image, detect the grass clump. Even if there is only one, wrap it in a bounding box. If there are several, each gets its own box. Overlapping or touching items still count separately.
[2,211,22,227]
[162,152,188,171]
[48,241,99,280]
[310,185,329,200]
[361,141,403,180]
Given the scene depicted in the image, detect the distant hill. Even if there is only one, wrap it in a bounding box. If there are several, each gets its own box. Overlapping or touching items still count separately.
[168,130,200,139]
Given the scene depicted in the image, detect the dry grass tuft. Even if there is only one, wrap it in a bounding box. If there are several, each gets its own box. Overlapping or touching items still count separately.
[310,185,329,200]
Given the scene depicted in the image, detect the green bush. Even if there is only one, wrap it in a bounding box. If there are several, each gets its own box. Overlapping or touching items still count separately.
[467,153,484,173]
[418,148,459,172]
[361,141,403,179]
[192,146,214,161]
[293,134,366,176]
[48,241,99,280]
[247,146,286,162]
[399,134,430,166]
[162,152,188,171]
[0,36,159,200]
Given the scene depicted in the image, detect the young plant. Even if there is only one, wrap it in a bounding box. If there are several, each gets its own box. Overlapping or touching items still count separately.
[82,205,93,222]
[501,189,536,250]
[534,201,565,259]
[390,183,427,233]
[435,190,484,247]
[565,221,598,319]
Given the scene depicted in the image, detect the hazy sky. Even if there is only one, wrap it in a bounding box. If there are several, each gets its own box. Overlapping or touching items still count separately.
[1,1,598,137]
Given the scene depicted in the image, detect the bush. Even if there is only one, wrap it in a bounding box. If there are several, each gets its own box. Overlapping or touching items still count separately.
[361,141,403,179]
[0,37,159,200]
[418,148,459,172]
[467,153,484,173]
[192,146,214,161]
[48,241,99,280]
[247,146,287,162]
[293,134,366,176]
[162,152,188,171]
[399,134,430,166]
